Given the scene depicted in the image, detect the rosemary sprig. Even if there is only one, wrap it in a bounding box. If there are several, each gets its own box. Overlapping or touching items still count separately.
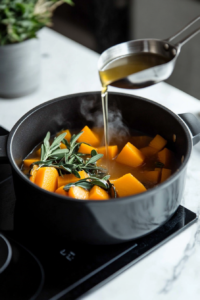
[63,175,117,198]
[32,131,107,178]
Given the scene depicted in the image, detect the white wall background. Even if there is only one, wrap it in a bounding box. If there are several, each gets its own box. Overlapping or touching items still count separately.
[130,0,200,99]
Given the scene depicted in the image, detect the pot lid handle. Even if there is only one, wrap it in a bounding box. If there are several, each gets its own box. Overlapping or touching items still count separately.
[179,113,200,146]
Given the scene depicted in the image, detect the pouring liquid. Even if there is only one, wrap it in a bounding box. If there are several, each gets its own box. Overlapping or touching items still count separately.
[99,53,169,166]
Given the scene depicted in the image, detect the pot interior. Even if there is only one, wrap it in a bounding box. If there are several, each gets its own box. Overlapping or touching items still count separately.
[10,92,190,172]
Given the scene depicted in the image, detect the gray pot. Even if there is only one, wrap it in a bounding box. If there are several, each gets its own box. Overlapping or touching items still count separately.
[0,38,40,98]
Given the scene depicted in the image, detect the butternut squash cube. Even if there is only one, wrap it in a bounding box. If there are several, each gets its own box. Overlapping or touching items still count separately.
[68,186,89,200]
[155,167,162,172]
[57,129,71,142]
[23,158,40,167]
[77,126,100,147]
[30,165,38,183]
[140,146,158,157]
[97,145,118,160]
[55,185,68,196]
[161,168,172,183]
[149,134,167,151]
[155,167,162,177]
[34,167,58,192]
[89,185,110,200]
[57,170,88,188]
[60,143,67,149]
[157,148,174,167]
[78,143,96,154]
[143,170,160,183]
[110,173,146,197]
[116,142,145,168]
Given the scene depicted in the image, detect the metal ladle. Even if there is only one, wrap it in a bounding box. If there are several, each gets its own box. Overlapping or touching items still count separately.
[98,16,200,89]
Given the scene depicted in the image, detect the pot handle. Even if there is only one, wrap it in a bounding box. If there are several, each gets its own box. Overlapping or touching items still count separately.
[179,113,200,146]
[0,135,9,163]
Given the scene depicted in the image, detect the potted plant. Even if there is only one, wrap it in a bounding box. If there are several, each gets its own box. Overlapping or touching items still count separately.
[0,0,73,98]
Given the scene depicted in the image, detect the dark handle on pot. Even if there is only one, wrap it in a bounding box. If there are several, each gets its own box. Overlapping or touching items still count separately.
[179,113,200,146]
[0,135,9,163]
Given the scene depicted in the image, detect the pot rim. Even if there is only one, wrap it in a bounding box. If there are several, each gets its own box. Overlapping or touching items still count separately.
[7,91,192,204]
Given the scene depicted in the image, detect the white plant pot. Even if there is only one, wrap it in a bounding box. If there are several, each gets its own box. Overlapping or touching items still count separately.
[0,37,40,98]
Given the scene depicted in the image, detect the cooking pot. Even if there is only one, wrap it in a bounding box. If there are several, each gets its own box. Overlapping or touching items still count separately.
[0,92,200,245]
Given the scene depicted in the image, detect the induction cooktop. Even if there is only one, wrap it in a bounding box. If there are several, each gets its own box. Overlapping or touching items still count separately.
[0,127,197,300]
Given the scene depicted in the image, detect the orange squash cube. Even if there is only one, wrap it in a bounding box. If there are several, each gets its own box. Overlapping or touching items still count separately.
[110,173,146,197]
[155,167,162,178]
[89,186,110,200]
[34,167,58,192]
[140,146,158,157]
[116,142,145,168]
[97,145,118,160]
[143,170,160,183]
[57,170,89,188]
[30,165,38,183]
[68,186,89,200]
[60,143,67,149]
[78,143,96,154]
[23,158,40,167]
[77,126,100,147]
[149,134,167,151]
[157,148,174,167]
[161,168,172,182]
[55,185,68,196]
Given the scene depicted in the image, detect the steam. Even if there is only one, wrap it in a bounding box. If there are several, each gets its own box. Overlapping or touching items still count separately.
[80,97,130,144]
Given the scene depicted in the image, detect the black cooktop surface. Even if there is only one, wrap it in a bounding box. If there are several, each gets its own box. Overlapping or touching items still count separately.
[0,127,198,300]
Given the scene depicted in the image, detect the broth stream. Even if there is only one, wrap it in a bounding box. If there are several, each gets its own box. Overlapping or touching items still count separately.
[99,52,169,164]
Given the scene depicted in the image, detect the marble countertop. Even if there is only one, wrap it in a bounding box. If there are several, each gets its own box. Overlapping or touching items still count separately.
[1,28,200,300]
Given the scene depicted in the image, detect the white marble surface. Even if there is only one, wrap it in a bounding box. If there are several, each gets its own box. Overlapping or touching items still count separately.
[1,28,200,300]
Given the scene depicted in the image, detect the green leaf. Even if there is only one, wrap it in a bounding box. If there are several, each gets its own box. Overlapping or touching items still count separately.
[32,159,54,166]
[41,144,45,161]
[50,132,66,149]
[71,169,81,178]
[65,153,69,163]
[74,155,83,164]
[64,181,92,191]
[62,138,70,148]
[86,154,103,165]
[44,131,51,145]
[103,175,110,181]
[70,132,83,147]
[63,0,75,6]
[90,180,109,189]
[110,184,117,198]
[69,156,76,164]
[49,144,61,152]
[91,149,98,157]
[51,148,69,155]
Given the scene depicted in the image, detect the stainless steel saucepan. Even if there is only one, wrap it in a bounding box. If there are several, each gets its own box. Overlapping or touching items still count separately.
[98,16,200,89]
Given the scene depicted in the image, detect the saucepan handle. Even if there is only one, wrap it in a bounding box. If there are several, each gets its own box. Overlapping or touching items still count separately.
[179,113,200,146]
[165,16,200,48]
[0,135,9,163]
